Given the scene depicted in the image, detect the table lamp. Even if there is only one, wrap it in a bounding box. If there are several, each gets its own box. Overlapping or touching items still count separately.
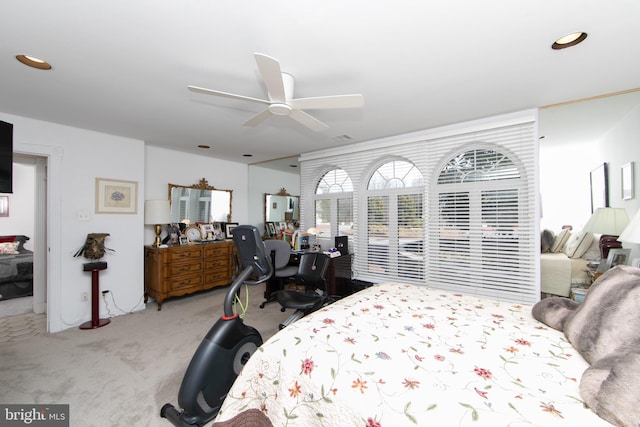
[583,207,630,259]
[145,200,171,247]
[618,209,640,244]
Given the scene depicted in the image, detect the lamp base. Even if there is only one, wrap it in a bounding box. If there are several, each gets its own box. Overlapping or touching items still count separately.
[153,224,163,247]
[599,234,622,259]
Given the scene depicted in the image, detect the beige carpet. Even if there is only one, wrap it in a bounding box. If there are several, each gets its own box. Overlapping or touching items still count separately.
[0,283,289,427]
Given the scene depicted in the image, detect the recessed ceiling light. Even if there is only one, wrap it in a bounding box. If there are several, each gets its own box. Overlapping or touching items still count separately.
[16,54,52,70]
[197,145,210,149]
[552,32,588,50]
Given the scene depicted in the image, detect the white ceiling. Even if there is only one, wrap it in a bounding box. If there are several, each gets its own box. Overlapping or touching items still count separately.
[2,1,639,169]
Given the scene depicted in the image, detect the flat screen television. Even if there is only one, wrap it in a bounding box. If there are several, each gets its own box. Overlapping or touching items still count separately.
[0,120,13,193]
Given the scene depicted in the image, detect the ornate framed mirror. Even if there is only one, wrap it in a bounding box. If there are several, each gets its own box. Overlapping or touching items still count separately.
[264,188,299,226]
[168,178,232,224]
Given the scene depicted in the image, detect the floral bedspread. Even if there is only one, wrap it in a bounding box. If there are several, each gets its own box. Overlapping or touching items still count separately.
[214,283,610,426]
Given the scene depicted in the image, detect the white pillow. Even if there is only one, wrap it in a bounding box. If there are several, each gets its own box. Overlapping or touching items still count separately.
[550,228,571,253]
[564,231,595,258]
[581,236,602,261]
[0,241,20,255]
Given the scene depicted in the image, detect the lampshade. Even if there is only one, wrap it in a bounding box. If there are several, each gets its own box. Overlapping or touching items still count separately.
[618,209,640,244]
[144,200,171,225]
[582,207,630,235]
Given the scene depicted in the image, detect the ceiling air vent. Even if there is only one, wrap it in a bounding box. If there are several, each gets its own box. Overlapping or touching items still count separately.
[331,134,353,143]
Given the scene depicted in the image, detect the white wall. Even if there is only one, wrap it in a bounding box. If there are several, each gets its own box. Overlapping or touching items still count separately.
[2,112,146,332]
[539,93,640,259]
[596,103,640,260]
[144,146,249,244]
[1,112,257,333]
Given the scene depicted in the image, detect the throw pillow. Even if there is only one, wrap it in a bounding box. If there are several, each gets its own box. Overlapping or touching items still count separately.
[0,241,20,255]
[550,228,571,253]
[581,237,602,261]
[541,229,554,253]
[564,231,595,258]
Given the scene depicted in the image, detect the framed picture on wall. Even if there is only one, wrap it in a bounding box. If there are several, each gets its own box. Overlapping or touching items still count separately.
[95,178,138,214]
[590,163,609,213]
[622,161,635,200]
[0,196,8,217]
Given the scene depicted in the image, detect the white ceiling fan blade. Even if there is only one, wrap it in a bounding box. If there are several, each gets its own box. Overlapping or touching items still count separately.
[289,109,329,132]
[242,109,272,127]
[290,94,364,110]
[254,53,286,102]
[188,85,270,105]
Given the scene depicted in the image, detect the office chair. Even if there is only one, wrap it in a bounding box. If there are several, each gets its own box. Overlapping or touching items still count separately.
[259,239,298,308]
[274,252,332,329]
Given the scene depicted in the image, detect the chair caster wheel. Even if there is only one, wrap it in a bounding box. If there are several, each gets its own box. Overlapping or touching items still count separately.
[259,303,265,309]
[281,308,286,312]
[279,324,285,330]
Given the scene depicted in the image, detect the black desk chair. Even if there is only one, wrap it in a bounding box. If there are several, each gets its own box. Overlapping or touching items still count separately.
[274,252,333,329]
[259,239,297,308]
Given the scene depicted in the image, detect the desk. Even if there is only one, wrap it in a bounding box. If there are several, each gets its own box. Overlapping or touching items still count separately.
[264,252,352,299]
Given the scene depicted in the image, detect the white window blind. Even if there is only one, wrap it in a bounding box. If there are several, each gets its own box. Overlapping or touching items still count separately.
[312,169,354,248]
[427,129,538,304]
[366,161,425,284]
[299,113,537,302]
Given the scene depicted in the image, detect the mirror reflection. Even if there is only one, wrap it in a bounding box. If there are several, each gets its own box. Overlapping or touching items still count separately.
[169,178,232,224]
[265,188,299,225]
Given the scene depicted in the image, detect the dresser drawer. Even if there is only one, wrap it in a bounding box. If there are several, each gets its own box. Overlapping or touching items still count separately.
[204,270,230,283]
[166,247,202,262]
[166,273,203,290]
[203,244,229,258]
[165,261,203,277]
[204,258,229,271]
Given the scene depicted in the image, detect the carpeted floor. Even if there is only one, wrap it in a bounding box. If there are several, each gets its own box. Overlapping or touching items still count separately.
[0,283,289,427]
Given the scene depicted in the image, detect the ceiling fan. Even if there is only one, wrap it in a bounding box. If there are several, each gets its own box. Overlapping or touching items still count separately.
[188,53,364,132]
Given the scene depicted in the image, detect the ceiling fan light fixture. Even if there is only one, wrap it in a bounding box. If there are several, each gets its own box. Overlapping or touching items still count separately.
[552,32,588,50]
[268,103,292,116]
[16,54,52,70]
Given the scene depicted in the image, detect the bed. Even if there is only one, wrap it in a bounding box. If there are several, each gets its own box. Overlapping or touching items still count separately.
[0,235,34,301]
[212,282,611,426]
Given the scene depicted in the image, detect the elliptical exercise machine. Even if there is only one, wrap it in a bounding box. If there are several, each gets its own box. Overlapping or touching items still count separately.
[161,225,273,427]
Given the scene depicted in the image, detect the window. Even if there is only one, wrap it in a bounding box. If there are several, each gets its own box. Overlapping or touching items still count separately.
[366,160,424,283]
[431,148,533,302]
[314,169,353,246]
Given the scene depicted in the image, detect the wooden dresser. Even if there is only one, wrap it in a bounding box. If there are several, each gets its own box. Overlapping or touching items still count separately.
[144,241,235,310]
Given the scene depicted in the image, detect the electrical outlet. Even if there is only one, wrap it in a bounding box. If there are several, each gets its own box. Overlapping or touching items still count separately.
[80,292,88,302]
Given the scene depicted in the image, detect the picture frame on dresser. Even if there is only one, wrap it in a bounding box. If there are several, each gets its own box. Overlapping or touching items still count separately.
[225,222,239,239]
[265,221,277,237]
[604,248,631,270]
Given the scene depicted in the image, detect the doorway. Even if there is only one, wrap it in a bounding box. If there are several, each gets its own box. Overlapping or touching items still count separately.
[0,154,47,319]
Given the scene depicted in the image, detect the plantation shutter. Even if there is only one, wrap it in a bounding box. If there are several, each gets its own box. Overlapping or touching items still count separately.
[299,112,537,303]
[427,126,537,304]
